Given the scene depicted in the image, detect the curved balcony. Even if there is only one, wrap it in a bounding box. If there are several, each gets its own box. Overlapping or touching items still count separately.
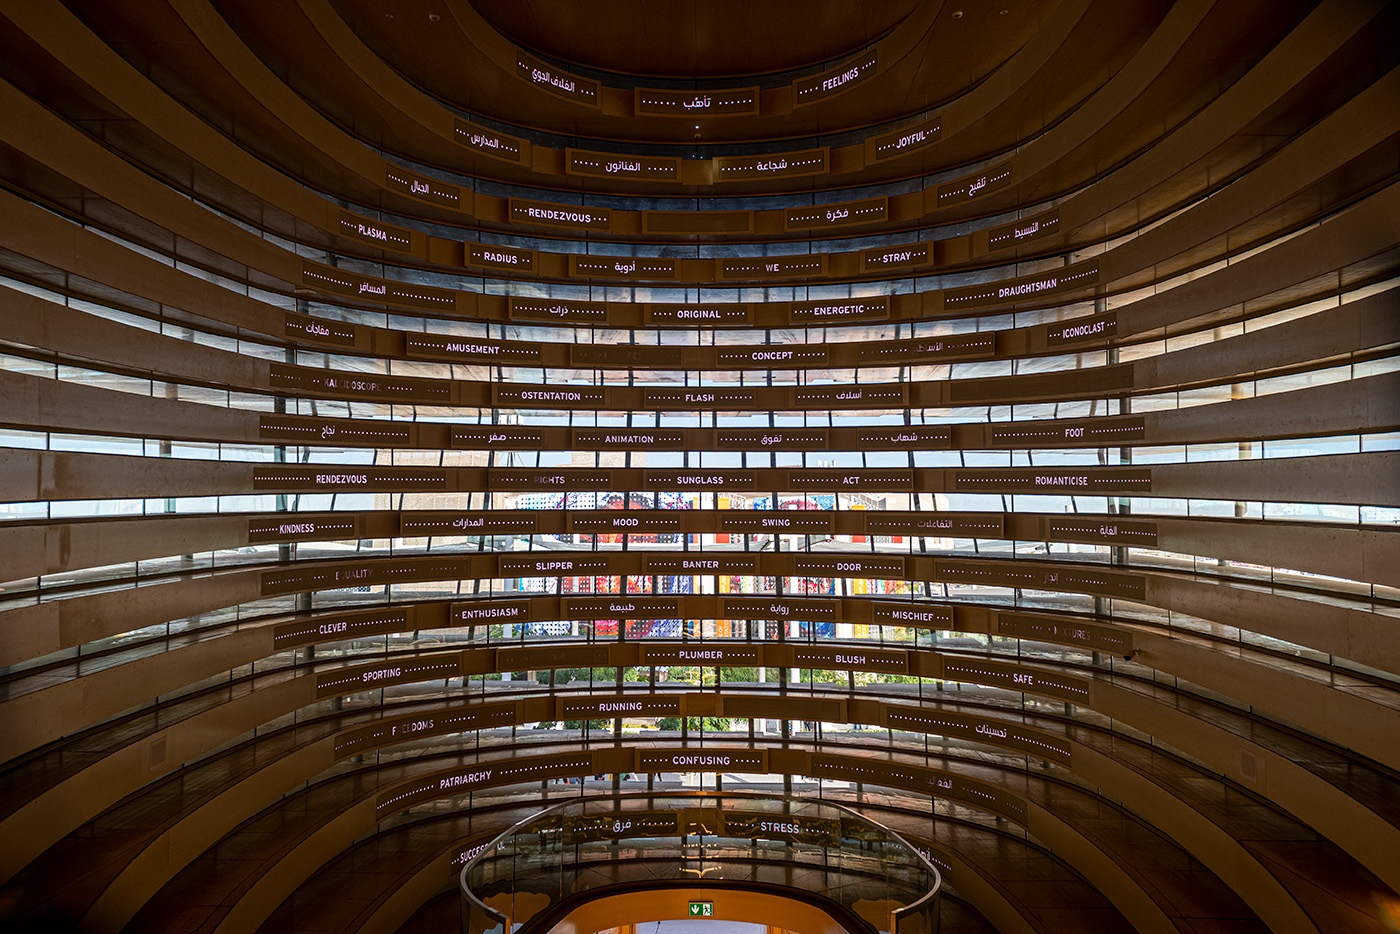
[459,792,941,934]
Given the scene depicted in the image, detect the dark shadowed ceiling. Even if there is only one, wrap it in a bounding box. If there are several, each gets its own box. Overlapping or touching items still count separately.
[463,0,927,78]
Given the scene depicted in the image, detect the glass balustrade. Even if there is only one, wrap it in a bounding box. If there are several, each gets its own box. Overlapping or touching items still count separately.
[461,792,940,934]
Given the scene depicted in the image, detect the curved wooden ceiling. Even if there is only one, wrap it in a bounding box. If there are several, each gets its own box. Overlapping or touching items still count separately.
[260,0,1097,144]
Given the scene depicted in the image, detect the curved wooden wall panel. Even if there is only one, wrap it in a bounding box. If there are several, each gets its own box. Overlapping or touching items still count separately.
[6,509,1396,592]
[4,366,1394,457]
[3,53,1397,308]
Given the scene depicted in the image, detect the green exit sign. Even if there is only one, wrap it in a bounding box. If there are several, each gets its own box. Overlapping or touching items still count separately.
[688,901,714,917]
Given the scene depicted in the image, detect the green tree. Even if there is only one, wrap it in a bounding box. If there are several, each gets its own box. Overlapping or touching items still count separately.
[656,716,732,732]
